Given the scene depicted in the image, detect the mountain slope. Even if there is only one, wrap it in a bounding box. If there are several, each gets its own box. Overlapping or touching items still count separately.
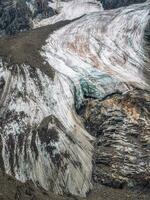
[0,0,55,36]
[0,0,150,199]
[0,170,149,200]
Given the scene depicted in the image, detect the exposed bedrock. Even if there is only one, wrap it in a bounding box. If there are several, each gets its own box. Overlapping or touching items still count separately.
[0,0,31,36]
[79,89,150,190]
[26,0,56,18]
[0,0,55,36]
[100,0,147,9]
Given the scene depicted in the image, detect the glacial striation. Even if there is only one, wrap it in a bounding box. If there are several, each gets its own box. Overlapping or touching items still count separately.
[79,89,150,189]
[0,0,150,198]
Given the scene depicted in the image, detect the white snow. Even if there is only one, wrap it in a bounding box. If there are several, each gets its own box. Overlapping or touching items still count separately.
[34,0,103,28]
[42,1,150,89]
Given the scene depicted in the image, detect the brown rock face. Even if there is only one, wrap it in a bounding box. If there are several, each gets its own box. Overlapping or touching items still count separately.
[79,88,150,190]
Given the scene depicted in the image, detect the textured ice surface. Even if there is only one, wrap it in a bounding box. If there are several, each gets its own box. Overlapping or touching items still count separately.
[0,0,150,197]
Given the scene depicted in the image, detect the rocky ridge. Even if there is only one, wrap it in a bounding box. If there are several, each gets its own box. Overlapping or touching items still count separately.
[0,0,55,36]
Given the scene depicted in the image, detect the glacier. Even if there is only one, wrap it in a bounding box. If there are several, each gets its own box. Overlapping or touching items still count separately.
[0,0,150,198]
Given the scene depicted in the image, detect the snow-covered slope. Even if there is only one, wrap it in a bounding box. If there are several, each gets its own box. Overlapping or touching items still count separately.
[0,0,150,198]
[0,63,93,196]
[34,0,103,28]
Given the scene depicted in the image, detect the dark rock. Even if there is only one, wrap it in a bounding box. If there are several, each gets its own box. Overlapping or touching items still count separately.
[0,0,56,36]
[0,76,5,97]
[80,89,150,190]
[33,0,56,18]
[0,0,31,36]
[100,0,146,9]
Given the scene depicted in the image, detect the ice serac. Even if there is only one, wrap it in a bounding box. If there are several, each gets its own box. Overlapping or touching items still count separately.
[0,0,150,198]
